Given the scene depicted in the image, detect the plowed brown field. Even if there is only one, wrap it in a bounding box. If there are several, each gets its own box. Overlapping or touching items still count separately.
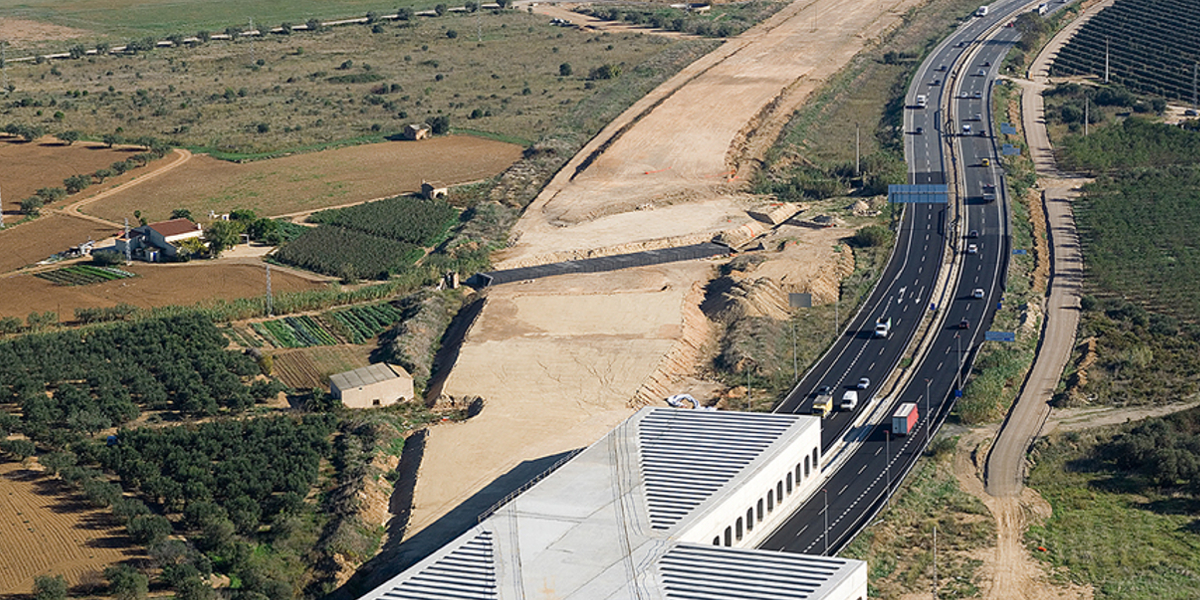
[0,137,169,218]
[0,262,323,322]
[273,346,373,389]
[0,462,140,596]
[0,214,120,274]
[83,136,524,223]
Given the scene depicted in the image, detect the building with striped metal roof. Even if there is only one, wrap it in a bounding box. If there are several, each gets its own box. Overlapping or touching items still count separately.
[356,407,867,600]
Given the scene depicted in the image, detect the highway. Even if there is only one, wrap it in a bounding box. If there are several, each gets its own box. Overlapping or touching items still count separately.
[763,0,1049,555]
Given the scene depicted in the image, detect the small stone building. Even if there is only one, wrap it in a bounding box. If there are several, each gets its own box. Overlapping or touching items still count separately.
[421,181,448,200]
[329,363,414,408]
[404,123,431,141]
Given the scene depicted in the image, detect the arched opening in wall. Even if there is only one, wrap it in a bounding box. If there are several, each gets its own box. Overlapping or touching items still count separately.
[777,481,784,500]
[767,490,774,511]
[757,498,764,521]
[736,517,743,541]
[813,447,819,469]
[724,526,732,546]
[713,537,720,546]
[805,455,811,478]
[796,463,802,483]
[786,472,793,494]
[746,507,754,531]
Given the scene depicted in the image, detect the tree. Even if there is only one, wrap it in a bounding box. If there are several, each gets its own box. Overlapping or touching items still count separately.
[64,174,91,194]
[127,514,172,545]
[588,64,621,80]
[171,208,193,221]
[36,187,68,202]
[102,133,122,148]
[465,1,479,12]
[20,196,44,215]
[396,7,414,20]
[197,30,212,43]
[0,439,36,460]
[93,168,116,182]
[306,18,323,33]
[68,44,87,59]
[429,115,451,135]
[33,575,68,600]
[203,220,241,257]
[40,451,77,477]
[96,41,110,54]
[559,62,572,77]
[434,3,447,16]
[104,565,148,600]
[446,29,458,39]
[58,130,80,145]
[496,0,511,8]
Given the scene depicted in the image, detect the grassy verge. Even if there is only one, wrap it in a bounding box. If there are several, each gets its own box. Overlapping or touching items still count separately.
[842,436,994,599]
[1027,426,1200,599]
[952,79,1041,425]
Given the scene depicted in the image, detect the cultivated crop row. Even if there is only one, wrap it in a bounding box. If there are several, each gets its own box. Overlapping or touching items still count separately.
[272,225,423,280]
[308,195,459,245]
[1051,0,1200,101]
[35,265,136,286]
[252,303,403,348]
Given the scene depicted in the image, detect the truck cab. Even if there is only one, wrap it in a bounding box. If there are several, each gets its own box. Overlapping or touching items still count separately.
[874,317,892,338]
[812,394,834,418]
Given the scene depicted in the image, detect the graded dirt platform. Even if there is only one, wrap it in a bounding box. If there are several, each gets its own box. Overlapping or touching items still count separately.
[0,463,139,596]
[405,0,923,546]
[82,136,524,223]
[0,262,323,321]
[405,261,714,537]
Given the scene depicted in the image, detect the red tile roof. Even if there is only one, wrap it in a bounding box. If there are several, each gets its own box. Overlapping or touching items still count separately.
[147,218,200,238]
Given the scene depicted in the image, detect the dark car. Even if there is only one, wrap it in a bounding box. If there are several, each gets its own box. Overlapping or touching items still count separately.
[968,229,980,238]
[959,318,970,329]
[816,385,833,396]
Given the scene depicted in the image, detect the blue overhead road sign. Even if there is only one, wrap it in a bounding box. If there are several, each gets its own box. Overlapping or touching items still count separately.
[888,184,949,204]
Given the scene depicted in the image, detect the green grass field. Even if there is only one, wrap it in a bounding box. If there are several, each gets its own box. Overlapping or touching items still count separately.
[1028,428,1200,599]
[6,0,425,39]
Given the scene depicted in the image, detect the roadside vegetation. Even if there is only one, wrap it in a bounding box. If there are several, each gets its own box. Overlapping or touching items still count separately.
[843,436,994,599]
[1027,409,1200,598]
[727,0,985,403]
[575,1,784,38]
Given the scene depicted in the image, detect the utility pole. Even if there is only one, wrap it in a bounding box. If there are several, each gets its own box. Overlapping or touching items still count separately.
[249,18,255,65]
[855,123,861,179]
[2,40,7,93]
[1193,62,1197,110]
[925,378,932,448]
[884,430,891,509]
[265,264,274,316]
[0,183,5,228]
[823,488,829,556]
[123,218,132,263]
[1104,37,1109,84]
[933,525,939,600]
[1085,96,1089,136]
[792,322,798,382]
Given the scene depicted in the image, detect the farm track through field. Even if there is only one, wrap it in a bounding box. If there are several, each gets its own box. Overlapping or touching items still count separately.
[0,463,139,596]
[58,147,193,225]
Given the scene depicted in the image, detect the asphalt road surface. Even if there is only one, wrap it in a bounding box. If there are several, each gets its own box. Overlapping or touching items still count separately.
[763,0,1049,555]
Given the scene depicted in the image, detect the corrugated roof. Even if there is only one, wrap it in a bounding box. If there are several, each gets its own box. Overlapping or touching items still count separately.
[659,544,857,600]
[638,410,800,529]
[381,531,496,599]
[147,218,200,238]
[329,363,403,390]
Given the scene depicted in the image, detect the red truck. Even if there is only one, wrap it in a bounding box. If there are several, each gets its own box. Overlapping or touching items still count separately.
[891,403,919,436]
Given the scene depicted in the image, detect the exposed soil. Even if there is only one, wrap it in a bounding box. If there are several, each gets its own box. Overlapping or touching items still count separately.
[0,19,90,44]
[273,345,375,389]
[0,462,140,596]
[81,136,523,223]
[0,261,323,322]
[0,213,120,274]
[0,136,169,220]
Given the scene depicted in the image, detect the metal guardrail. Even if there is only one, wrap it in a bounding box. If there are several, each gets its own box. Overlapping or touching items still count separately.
[476,447,586,523]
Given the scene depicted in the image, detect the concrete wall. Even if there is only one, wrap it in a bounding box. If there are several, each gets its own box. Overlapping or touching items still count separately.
[333,376,414,409]
[679,419,824,549]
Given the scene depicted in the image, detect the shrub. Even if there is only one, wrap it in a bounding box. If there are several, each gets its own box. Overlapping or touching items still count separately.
[20,196,44,215]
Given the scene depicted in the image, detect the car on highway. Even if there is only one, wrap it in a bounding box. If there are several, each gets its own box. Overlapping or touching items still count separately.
[959,91,972,99]
[967,243,978,254]
[976,68,986,77]
[963,124,972,134]
[937,64,947,71]
[974,90,983,99]
[959,318,970,329]
[816,385,832,396]
[856,377,870,390]
[981,158,990,167]
[974,112,982,121]
[972,288,985,299]
[968,229,979,238]
[983,61,991,67]
[930,79,941,86]
[1186,109,1199,117]
[915,126,924,135]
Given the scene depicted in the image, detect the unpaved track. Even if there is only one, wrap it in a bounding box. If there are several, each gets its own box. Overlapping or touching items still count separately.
[498,0,921,267]
[984,0,1115,499]
[404,0,927,548]
[59,147,193,224]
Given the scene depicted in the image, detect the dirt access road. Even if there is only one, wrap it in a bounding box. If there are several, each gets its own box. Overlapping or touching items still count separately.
[405,0,924,551]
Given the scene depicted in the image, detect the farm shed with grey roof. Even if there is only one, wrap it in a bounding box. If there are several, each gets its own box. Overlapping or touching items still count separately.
[329,363,413,408]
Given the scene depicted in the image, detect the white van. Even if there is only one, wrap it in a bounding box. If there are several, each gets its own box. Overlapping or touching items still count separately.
[840,390,859,411]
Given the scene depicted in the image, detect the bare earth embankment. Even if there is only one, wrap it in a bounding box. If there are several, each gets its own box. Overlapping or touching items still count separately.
[405,0,925,545]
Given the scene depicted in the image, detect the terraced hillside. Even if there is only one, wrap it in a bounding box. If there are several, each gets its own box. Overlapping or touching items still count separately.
[1051,0,1200,101]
